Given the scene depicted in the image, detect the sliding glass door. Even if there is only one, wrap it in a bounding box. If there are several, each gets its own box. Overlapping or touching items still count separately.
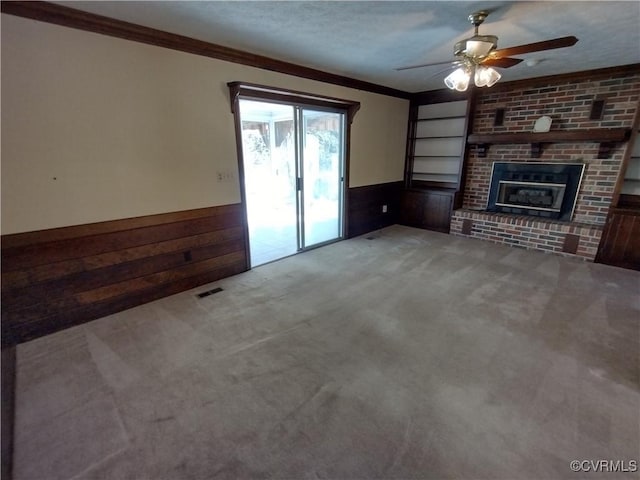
[300,108,344,248]
[238,100,345,267]
[239,100,297,267]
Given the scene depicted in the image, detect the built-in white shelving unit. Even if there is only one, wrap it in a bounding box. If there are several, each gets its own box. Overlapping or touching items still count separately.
[408,100,468,189]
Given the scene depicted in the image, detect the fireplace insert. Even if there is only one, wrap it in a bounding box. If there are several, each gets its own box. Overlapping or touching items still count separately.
[486,162,585,221]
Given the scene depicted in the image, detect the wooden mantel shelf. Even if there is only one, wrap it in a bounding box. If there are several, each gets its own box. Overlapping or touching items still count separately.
[467,128,631,158]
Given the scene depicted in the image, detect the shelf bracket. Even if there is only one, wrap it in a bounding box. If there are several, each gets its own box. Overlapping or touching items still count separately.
[598,142,614,159]
[476,143,489,158]
[531,143,543,159]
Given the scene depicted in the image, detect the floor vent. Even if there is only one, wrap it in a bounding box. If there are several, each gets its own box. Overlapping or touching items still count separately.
[197,287,223,298]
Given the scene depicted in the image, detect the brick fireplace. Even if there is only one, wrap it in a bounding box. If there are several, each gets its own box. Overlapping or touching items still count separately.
[451,68,640,260]
[486,162,585,221]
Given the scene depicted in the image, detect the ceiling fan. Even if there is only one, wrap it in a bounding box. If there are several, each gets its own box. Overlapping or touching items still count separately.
[397,10,578,91]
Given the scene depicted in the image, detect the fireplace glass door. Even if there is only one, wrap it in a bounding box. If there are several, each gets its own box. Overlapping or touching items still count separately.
[496,181,566,212]
[487,162,585,221]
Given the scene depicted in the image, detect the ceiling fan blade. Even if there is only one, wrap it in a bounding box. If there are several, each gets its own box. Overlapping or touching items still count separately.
[395,59,456,71]
[490,36,578,59]
[428,63,463,78]
[481,57,523,68]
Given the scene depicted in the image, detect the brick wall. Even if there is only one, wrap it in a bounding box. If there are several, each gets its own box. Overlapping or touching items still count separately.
[452,68,640,260]
[451,211,603,260]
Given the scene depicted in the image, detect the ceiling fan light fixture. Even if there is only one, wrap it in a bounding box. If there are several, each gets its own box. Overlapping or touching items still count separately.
[474,66,501,87]
[454,35,498,58]
[401,10,578,91]
[444,67,471,92]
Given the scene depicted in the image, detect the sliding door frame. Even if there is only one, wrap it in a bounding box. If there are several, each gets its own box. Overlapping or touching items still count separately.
[297,104,347,250]
[228,82,360,267]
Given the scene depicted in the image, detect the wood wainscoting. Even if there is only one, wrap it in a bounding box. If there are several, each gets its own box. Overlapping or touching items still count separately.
[1,204,247,346]
[1,347,16,480]
[596,207,640,270]
[347,181,403,238]
[399,188,456,234]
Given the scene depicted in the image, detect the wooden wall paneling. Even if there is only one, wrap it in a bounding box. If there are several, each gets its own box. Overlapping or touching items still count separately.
[422,190,454,233]
[618,194,640,208]
[2,249,245,322]
[347,182,403,238]
[1,210,240,271]
[399,190,425,228]
[5,261,246,346]
[399,189,454,233]
[596,208,640,270]
[0,206,231,249]
[411,88,469,105]
[1,227,243,291]
[1,204,248,346]
[1,347,16,480]
[1,236,242,310]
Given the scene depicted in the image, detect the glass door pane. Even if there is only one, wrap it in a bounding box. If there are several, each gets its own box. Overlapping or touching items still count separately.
[300,108,344,248]
[239,100,298,267]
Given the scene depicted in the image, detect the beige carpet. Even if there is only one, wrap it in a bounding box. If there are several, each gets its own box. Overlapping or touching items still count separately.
[13,225,640,479]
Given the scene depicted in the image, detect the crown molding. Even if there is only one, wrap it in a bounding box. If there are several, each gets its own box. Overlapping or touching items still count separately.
[1,1,412,100]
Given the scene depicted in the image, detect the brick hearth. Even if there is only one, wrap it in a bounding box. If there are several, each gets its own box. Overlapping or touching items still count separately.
[451,69,640,260]
[451,210,603,260]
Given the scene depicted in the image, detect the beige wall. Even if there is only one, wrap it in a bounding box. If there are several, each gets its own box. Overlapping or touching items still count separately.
[1,14,408,234]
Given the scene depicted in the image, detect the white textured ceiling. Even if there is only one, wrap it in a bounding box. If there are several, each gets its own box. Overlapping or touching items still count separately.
[55,1,640,93]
